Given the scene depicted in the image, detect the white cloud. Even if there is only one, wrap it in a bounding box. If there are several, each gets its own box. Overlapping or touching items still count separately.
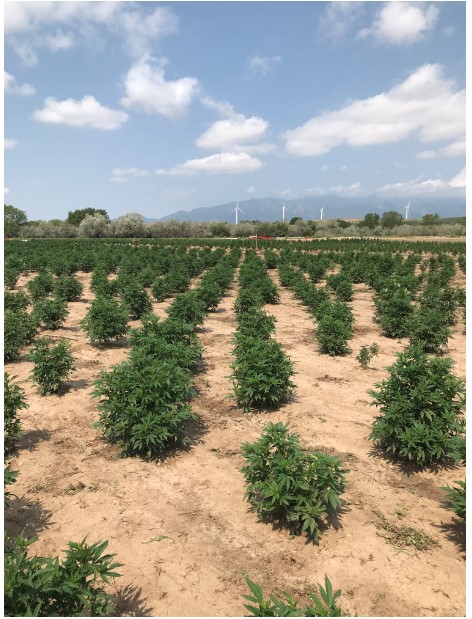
[4,187,10,195]
[121,56,199,119]
[200,96,238,119]
[33,96,128,130]
[449,167,466,189]
[246,186,256,194]
[320,165,330,171]
[196,115,269,150]
[5,2,178,63]
[247,55,281,77]
[4,71,35,95]
[416,141,466,159]
[357,2,439,45]
[282,64,465,156]
[45,29,75,51]
[110,177,128,184]
[378,168,466,194]
[110,168,149,183]
[328,182,361,193]
[318,2,365,42]
[4,138,18,150]
[156,152,263,176]
[340,165,348,171]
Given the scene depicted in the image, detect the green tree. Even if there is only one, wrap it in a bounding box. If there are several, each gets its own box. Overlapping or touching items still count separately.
[381,210,403,229]
[422,213,440,226]
[361,213,380,230]
[67,208,109,226]
[210,221,231,237]
[289,216,303,225]
[4,205,28,237]
[336,219,351,229]
[114,213,145,237]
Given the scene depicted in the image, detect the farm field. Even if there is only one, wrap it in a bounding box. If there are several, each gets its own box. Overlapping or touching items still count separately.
[4,237,466,617]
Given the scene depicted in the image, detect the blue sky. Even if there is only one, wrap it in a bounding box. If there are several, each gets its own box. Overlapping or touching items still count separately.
[4,1,466,220]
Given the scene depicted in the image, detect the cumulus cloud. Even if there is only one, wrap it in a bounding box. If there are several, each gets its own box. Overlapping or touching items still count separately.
[449,167,466,188]
[378,168,466,194]
[416,141,466,159]
[196,115,269,150]
[246,186,256,194]
[4,71,35,95]
[247,55,281,76]
[5,2,178,63]
[4,138,18,150]
[357,2,439,45]
[121,56,199,119]
[111,167,150,177]
[282,64,465,157]
[33,95,128,130]
[318,2,365,42]
[5,187,10,194]
[156,152,263,176]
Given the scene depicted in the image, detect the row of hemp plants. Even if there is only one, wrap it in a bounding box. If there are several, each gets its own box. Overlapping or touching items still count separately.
[92,249,240,458]
[230,250,295,411]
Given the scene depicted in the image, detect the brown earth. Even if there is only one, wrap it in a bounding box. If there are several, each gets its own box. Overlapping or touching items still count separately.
[5,262,466,617]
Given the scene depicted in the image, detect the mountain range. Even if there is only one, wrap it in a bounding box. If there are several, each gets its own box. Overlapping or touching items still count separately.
[143,195,466,224]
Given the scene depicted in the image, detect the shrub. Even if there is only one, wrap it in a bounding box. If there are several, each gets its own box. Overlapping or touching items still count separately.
[121,285,152,319]
[442,480,466,521]
[234,309,276,342]
[4,464,19,509]
[375,289,413,339]
[4,291,30,312]
[93,357,196,458]
[356,343,380,369]
[4,373,27,455]
[29,338,75,395]
[244,575,343,617]
[369,347,465,465]
[4,536,121,617]
[234,289,264,314]
[195,282,223,311]
[408,309,450,354]
[166,292,206,326]
[80,298,129,344]
[26,272,55,301]
[231,339,295,411]
[4,310,38,362]
[316,317,352,355]
[151,278,171,302]
[327,274,353,302]
[4,268,20,290]
[54,275,84,302]
[33,298,69,330]
[241,422,347,542]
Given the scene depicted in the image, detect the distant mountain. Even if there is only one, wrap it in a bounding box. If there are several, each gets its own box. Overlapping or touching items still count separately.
[146,195,466,223]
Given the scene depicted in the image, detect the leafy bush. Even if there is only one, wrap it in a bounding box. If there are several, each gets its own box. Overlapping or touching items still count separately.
[29,338,75,395]
[458,254,466,274]
[231,339,295,411]
[327,274,353,302]
[375,289,413,338]
[33,298,69,330]
[442,480,466,521]
[234,289,264,314]
[26,272,55,301]
[4,291,30,312]
[316,317,352,355]
[356,343,380,369]
[234,309,276,342]
[4,464,18,509]
[369,347,465,465]
[4,310,38,362]
[244,575,343,617]
[80,298,129,344]
[166,292,206,326]
[93,357,196,458]
[4,268,20,290]
[4,536,121,617]
[151,278,171,302]
[241,422,347,542]
[54,275,84,302]
[408,309,450,354]
[195,282,223,311]
[121,285,152,319]
[4,373,27,455]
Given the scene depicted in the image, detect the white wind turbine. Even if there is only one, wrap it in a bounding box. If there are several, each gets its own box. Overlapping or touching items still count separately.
[282,202,286,223]
[405,201,410,220]
[232,200,245,225]
[320,205,325,221]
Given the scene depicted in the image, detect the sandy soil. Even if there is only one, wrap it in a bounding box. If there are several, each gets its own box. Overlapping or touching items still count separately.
[5,260,466,617]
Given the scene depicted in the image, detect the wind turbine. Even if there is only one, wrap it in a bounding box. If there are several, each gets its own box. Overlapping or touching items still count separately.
[282,202,286,223]
[320,205,325,221]
[405,201,410,220]
[231,200,245,225]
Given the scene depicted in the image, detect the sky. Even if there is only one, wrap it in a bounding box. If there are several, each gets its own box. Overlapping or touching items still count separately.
[3,1,467,221]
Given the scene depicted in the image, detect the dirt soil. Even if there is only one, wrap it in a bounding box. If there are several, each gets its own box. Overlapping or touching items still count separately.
[5,264,466,617]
